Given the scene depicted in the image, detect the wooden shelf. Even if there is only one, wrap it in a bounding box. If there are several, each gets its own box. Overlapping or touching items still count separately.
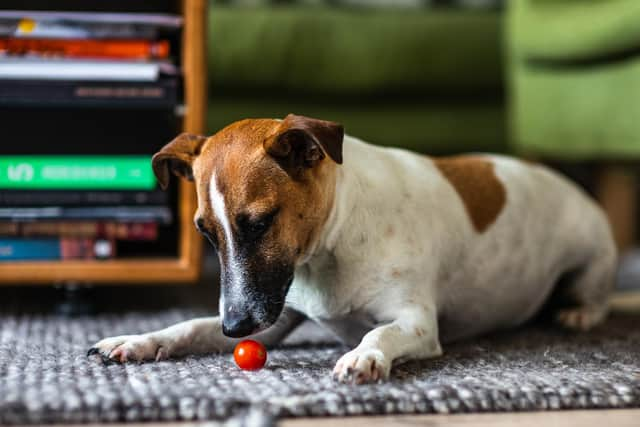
[0,0,207,285]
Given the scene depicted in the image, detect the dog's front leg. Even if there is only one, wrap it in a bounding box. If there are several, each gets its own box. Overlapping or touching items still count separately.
[88,307,305,363]
[333,305,442,384]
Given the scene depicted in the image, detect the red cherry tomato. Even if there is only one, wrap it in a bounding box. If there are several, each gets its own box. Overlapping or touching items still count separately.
[233,340,267,370]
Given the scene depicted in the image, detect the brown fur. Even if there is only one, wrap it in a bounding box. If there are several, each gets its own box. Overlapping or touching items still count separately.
[152,133,208,189]
[433,156,506,233]
[191,118,337,265]
[270,114,344,164]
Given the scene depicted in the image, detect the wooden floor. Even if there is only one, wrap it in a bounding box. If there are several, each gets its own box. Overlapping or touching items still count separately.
[282,409,640,426]
[35,409,640,427]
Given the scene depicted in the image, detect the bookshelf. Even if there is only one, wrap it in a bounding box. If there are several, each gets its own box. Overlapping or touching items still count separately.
[0,0,207,284]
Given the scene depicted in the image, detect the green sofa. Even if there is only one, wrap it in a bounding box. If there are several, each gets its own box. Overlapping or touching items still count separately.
[508,0,640,250]
[206,2,505,154]
[508,0,640,159]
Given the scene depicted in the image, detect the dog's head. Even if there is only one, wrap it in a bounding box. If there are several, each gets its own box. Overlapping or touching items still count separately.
[152,114,344,337]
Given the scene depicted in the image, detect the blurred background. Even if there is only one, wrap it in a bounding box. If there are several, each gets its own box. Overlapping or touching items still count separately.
[0,0,639,313]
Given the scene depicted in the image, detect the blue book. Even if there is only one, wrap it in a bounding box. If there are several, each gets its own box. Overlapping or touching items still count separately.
[0,238,61,261]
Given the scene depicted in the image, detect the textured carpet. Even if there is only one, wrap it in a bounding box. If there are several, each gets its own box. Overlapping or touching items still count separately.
[1,310,639,425]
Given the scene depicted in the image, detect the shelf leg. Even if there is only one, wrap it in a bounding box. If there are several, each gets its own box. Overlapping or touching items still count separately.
[54,283,95,316]
[595,165,637,253]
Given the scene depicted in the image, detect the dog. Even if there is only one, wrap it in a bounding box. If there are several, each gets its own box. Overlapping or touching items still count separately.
[89,114,617,384]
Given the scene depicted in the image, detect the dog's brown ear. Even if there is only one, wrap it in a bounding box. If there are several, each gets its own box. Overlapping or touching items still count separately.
[152,133,208,190]
[264,114,344,171]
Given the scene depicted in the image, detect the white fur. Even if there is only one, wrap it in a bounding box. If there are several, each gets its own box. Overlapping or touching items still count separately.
[288,136,615,381]
[290,138,615,329]
[209,173,244,314]
[91,135,616,384]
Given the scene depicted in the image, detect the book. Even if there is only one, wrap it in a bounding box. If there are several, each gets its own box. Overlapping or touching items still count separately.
[0,190,168,207]
[0,237,114,261]
[0,221,158,241]
[0,2,178,14]
[0,156,156,190]
[0,222,18,235]
[0,78,179,108]
[0,11,182,39]
[0,38,170,60]
[100,222,157,241]
[0,238,62,261]
[0,206,173,224]
[0,58,175,81]
[0,11,182,27]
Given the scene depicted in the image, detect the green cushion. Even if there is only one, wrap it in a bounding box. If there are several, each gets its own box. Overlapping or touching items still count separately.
[208,6,502,95]
[511,59,640,160]
[207,95,506,154]
[507,0,640,159]
[512,0,640,62]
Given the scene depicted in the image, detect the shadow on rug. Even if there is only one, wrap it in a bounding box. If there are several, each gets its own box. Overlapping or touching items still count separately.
[0,310,639,425]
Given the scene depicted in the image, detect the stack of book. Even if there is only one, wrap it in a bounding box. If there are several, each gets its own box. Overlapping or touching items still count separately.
[0,10,181,107]
[0,9,182,262]
[0,155,173,262]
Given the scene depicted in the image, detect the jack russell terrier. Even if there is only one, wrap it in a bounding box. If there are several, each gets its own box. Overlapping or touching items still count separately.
[89,114,617,384]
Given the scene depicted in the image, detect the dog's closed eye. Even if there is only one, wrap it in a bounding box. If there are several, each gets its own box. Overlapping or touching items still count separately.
[236,208,279,241]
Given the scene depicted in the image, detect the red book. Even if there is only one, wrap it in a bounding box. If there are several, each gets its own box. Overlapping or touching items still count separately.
[0,221,158,241]
[0,38,170,60]
[60,237,95,260]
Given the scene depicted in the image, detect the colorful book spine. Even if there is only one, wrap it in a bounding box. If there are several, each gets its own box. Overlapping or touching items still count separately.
[60,238,95,260]
[0,222,158,241]
[0,206,172,224]
[98,222,157,241]
[0,237,113,261]
[0,239,60,261]
[0,190,168,206]
[0,38,170,60]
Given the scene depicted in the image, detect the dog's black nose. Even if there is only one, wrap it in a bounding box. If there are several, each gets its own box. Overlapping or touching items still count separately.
[222,310,257,338]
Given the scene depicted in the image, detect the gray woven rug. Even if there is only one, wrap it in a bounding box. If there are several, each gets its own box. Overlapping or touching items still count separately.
[1,309,639,425]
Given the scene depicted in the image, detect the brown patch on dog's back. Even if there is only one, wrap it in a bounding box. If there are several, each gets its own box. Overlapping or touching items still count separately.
[433,156,506,233]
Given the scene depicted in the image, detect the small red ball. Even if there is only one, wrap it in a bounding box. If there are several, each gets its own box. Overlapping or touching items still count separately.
[233,339,267,370]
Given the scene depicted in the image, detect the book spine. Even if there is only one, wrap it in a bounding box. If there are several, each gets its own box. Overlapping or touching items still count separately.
[0,60,163,82]
[0,12,183,28]
[0,238,116,261]
[0,222,158,241]
[0,190,168,207]
[0,238,62,261]
[0,223,19,236]
[97,223,158,241]
[59,237,95,259]
[0,206,173,224]
[0,38,170,60]
[21,222,98,238]
[0,79,178,108]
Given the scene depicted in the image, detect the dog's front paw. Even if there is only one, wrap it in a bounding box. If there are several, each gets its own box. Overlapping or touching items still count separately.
[332,348,390,384]
[88,334,169,364]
